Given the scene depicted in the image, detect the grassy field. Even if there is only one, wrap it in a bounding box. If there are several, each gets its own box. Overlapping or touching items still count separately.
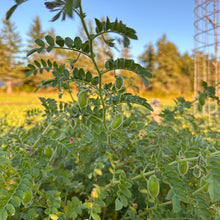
[0,92,194,106]
[0,93,70,106]
[0,93,70,128]
[0,92,195,128]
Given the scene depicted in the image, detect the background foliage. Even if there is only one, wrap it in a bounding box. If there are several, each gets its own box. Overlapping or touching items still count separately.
[0,5,195,95]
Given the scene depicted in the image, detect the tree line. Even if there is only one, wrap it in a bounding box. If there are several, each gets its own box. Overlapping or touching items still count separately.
[0,16,194,94]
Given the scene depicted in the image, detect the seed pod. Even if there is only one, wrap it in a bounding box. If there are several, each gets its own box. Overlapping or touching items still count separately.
[147,175,160,198]
[69,118,75,129]
[197,103,203,112]
[178,160,188,176]
[44,146,52,158]
[78,90,87,108]
[199,93,205,106]
[198,93,205,106]
[111,114,123,130]
[59,162,64,169]
[115,76,124,90]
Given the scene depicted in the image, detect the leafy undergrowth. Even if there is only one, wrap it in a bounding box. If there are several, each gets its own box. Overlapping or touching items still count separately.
[0,99,220,220]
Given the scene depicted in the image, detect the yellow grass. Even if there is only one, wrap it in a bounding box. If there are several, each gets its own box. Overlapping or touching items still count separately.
[0,92,194,128]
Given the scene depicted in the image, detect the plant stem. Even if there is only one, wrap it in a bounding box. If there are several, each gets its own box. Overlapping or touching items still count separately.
[139,201,172,216]
[133,151,220,181]
[78,2,116,151]
[132,170,155,181]
[192,183,208,195]
[168,156,199,166]
[210,150,220,156]
[53,46,90,58]
[31,183,48,200]
[32,120,52,149]
[105,151,220,185]
[214,81,220,87]
[67,81,75,103]
[107,134,118,154]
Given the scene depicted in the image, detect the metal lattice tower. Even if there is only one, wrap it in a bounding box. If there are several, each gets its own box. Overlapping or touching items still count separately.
[194,0,220,118]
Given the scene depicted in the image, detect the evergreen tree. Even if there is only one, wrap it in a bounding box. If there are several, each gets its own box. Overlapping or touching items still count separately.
[1,19,21,60]
[139,43,156,72]
[154,34,182,93]
[179,52,194,92]
[47,27,56,38]
[138,35,194,94]
[0,19,24,93]
[27,16,45,50]
[138,43,156,92]
[156,34,181,77]
[25,17,58,89]
[121,47,132,59]
[0,37,9,83]
[181,52,194,77]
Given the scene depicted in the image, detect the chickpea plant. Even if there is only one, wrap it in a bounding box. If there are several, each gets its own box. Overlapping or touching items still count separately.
[1,0,220,219]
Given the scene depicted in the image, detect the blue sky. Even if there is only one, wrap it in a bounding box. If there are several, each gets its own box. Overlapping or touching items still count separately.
[0,0,194,60]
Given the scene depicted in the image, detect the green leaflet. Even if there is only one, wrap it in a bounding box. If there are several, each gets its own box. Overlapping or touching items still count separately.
[193,194,212,219]
[65,0,73,17]
[104,58,152,88]
[35,38,45,48]
[91,212,101,220]
[95,18,103,33]
[65,37,74,47]
[74,37,82,50]
[27,48,38,57]
[5,4,18,20]
[10,196,21,208]
[64,197,83,218]
[115,198,123,211]
[28,34,85,58]
[163,165,188,206]
[45,35,55,46]
[110,93,153,111]
[93,17,138,41]
[56,36,65,47]
[22,189,33,207]
[172,195,181,213]
[207,155,220,202]
[115,76,124,90]
[5,203,15,216]
[0,208,7,220]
